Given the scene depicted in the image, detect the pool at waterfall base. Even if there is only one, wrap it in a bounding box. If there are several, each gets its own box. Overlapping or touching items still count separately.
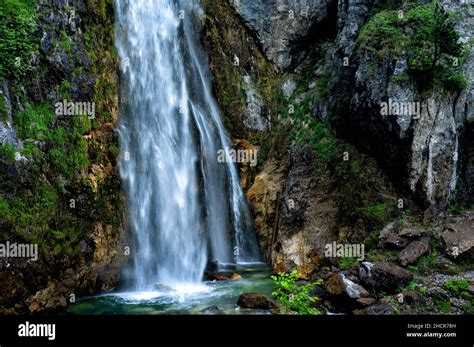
[68,263,276,315]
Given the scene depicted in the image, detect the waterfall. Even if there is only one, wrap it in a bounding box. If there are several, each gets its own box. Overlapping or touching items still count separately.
[115,0,261,290]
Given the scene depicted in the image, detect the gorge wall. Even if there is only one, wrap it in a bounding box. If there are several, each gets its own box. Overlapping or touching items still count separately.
[0,0,472,315]
[201,0,474,302]
[0,0,127,313]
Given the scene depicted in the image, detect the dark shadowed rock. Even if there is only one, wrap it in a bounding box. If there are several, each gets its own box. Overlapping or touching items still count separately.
[205,260,219,274]
[353,303,394,315]
[231,0,336,69]
[383,234,409,250]
[379,221,408,249]
[359,261,413,292]
[398,237,431,266]
[237,293,278,309]
[356,297,376,307]
[403,291,424,308]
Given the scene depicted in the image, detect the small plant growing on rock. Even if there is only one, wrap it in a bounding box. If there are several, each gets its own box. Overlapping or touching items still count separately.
[435,299,452,313]
[271,270,323,315]
[339,257,360,270]
[444,278,470,297]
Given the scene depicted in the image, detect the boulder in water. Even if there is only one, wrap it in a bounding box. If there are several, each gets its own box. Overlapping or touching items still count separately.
[237,293,278,309]
[200,305,223,315]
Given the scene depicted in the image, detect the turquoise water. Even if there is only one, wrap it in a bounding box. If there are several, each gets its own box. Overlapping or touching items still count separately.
[68,264,276,315]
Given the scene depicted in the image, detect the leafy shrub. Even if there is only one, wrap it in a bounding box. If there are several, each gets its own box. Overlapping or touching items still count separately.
[271,270,323,315]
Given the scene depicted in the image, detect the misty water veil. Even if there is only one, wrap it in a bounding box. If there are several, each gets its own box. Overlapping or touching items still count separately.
[115,0,261,290]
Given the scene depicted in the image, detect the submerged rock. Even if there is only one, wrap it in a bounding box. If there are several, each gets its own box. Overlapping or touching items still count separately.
[205,272,242,281]
[200,305,223,315]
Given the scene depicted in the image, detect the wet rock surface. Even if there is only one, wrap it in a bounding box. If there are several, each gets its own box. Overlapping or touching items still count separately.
[237,293,279,309]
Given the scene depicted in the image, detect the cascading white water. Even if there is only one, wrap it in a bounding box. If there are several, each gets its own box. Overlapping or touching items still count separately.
[115,0,260,290]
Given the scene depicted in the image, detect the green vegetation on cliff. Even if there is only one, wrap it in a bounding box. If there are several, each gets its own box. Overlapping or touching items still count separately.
[358,3,466,90]
[0,0,123,284]
[0,0,36,81]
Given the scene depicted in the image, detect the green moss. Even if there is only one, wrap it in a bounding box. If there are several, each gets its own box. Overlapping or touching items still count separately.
[59,29,73,54]
[435,299,452,313]
[358,204,388,221]
[13,103,54,140]
[277,91,339,168]
[0,0,123,276]
[59,80,72,99]
[413,250,438,275]
[49,135,89,178]
[0,0,37,81]
[366,248,397,263]
[339,257,360,270]
[0,143,16,163]
[444,278,470,297]
[0,94,8,122]
[463,302,474,315]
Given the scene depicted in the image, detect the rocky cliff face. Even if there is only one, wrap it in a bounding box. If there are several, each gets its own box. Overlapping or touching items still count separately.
[0,0,127,313]
[317,0,474,218]
[202,0,473,313]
